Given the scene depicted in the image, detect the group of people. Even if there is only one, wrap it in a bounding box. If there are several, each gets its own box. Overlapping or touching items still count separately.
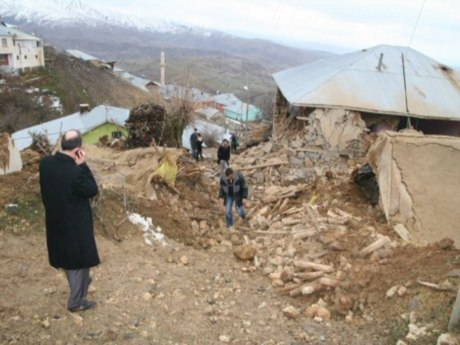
[39,128,249,313]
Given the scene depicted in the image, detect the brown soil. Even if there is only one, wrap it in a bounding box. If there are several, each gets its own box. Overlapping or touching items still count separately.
[0,147,459,344]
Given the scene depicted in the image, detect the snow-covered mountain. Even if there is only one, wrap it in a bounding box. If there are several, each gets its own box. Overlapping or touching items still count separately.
[0,0,202,34]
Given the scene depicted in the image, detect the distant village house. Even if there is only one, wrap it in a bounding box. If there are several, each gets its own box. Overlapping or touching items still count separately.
[0,22,45,74]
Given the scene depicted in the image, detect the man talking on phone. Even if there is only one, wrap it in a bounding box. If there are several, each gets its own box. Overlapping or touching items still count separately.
[39,129,100,312]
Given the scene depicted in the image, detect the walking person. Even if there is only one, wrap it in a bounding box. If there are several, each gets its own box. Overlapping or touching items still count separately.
[217,139,231,177]
[230,132,239,153]
[218,167,249,229]
[39,130,100,312]
[190,127,198,160]
[196,133,204,161]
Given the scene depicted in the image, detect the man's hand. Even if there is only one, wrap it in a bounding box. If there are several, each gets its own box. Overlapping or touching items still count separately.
[74,149,86,165]
[219,197,225,207]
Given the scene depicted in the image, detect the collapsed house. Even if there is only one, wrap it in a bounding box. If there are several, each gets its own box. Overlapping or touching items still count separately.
[272,44,460,246]
[368,131,460,246]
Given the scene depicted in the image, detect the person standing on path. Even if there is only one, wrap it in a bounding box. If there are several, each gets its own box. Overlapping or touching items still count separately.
[217,139,231,177]
[39,130,100,312]
[218,167,249,229]
[190,127,198,160]
[196,133,204,161]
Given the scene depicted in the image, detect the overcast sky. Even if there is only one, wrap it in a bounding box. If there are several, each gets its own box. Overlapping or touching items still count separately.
[93,0,460,66]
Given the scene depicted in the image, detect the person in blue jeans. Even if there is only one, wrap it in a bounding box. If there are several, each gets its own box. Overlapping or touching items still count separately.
[218,167,249,229]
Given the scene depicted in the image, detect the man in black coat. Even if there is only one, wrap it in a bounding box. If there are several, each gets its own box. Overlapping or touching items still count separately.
[39,130,100,312]
[218,167,249,229]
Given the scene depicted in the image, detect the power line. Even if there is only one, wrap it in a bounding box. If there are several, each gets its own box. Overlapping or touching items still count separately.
[408,0,427,47]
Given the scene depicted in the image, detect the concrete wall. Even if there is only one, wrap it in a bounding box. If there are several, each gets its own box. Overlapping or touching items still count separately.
[0,133,23,175]
[368,131,460,247]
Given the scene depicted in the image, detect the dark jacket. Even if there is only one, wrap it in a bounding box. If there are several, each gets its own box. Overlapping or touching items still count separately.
[218,172,248,207]
[190,132,198,150]
[217,145,231,163]
[196,138,203,152]
[39,152,100,270]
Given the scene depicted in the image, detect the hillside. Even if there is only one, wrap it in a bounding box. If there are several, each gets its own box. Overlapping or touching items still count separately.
[1,0,334,115]
[0,47,151,133]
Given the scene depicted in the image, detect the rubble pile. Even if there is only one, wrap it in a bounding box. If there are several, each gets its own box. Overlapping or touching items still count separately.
[228,136,402,319]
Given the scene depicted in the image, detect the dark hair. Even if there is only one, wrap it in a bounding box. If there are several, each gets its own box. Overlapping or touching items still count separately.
[61,130,82,151]
[225,167,233,176]
[222,139,229,143]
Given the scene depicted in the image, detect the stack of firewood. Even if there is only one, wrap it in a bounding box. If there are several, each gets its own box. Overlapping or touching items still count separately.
[125,103,170,148]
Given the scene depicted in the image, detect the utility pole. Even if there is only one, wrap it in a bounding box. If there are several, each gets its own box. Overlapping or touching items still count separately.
[244,85,249,123]
[160,51,166,86]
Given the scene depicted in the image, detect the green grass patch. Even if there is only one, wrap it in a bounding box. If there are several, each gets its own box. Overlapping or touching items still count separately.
[0,195,45,234]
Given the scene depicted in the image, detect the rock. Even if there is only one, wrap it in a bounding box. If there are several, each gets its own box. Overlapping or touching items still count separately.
[280,268,295,283]
[386,285,399,298]
[335,295,354,314]
[179,255,189,265]
[41,317,50,329]
[305,158,314,168]
[219,335,230,343]
[437,333,458,345]
[271,279,285,287]
[396,341,408,345]
[233,243,257,261]
[345,311,353,323]
[254,172,265,185]
[283,305,301,319]
[143,292,153,301]
[191,220,199,232]
[305,304,331,320]
[199,220,209,230]
[437,238,455,250]
[398,286,407,296]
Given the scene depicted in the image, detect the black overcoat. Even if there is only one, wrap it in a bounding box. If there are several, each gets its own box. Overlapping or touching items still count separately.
[39,152,100,270]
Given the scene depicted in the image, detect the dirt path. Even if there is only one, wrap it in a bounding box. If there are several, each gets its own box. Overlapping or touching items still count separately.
[0,227,388,345]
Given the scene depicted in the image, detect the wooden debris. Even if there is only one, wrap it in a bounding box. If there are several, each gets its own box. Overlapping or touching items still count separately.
[294,261,334,273]
[295,271,325,282]
[417,280,456,291]
[358,235,391,258]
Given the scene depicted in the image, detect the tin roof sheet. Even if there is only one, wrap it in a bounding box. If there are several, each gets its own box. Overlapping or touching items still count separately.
[273,45,460,121]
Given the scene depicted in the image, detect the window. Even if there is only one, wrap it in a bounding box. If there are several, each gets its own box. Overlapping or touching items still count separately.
[112,131,123,139]
[1,38,7,48]
[0,54,8,65]
[35,54,38,59]
[24,55,27,59]
[16,55,19,60]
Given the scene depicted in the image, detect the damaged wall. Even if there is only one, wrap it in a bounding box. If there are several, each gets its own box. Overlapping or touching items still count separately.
[368,131,460,247]
[0,133,23,175]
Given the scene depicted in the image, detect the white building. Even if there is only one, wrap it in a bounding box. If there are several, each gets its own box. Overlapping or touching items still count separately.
[0,23,45,74]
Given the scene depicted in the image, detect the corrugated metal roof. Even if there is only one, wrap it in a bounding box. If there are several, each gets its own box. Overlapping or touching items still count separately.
[273,44,460,121]
[161,84,213,102]
[12,105,129,150]
[195,107,222,119]
[214,93,240,106]
[0,25,41,41]
[66,49,100,61]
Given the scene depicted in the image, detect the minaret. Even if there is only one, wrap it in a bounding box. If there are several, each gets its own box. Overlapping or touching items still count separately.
[160,51,166,86]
